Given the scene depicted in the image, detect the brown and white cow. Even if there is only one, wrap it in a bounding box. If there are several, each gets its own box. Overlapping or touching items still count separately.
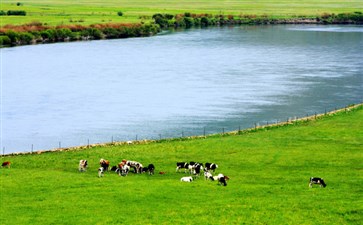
[79,160,88,172]
[100,158,110,171]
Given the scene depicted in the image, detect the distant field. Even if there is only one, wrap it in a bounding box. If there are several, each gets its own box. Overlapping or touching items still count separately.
[1,0,363,26]
[1,105,362,224]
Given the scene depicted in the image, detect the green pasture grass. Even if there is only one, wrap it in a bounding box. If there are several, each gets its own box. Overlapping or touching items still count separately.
[1,0,363,26]
[1,105,362,224]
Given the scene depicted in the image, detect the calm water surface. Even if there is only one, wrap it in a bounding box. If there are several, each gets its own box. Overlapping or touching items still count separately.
[1,25,362,153]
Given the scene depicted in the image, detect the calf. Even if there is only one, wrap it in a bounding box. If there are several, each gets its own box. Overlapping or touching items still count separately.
[309,177,326,188]
[98,167,104,177]
[180,176,193,182]
[79,160,88,172]
[99,159,110,171]
[2,161,11,168]
[176,162,189,173]
[205,163,218,172]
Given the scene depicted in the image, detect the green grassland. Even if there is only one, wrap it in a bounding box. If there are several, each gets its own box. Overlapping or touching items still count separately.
[1,105,362,224]
[1,0,363,26]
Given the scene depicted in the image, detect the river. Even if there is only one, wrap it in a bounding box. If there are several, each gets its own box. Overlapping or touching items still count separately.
[1,25,362,153]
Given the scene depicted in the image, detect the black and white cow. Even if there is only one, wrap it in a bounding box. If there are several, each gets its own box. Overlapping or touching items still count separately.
[98,167,104,177]
[141,164,155,175]
[204,171,213,180]
[218,176,228,186]
[192,163,203,176]
[79,160,88,172]
[176,162,189,173]
[187,162,203,175]
[211,173,229,186]
[126,160,143,174]
[205,163,218,172]
[147,164,155,175]
[309,177,326,188]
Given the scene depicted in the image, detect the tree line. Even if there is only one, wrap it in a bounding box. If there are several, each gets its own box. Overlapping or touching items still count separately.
[152,11,363,29]
[0,23,160,47]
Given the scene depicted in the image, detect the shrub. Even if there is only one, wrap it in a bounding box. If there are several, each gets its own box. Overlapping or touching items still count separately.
[200,17,210,26]
[153,15,169,28]
[7,10,26,16]
[19,32,34,44]
[102,27,119,39]
[40,30,53,41]
[0,36,11,46]
[81,28,103,39]
[0,10,6,16]
[183,17,194,28]
[5,30,20,44]
[117,11,123,16]
[164,14,174,20]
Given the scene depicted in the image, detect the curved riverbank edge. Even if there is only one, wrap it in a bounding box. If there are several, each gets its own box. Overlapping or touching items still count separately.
[2,102,362,157]
[1,12,362,48]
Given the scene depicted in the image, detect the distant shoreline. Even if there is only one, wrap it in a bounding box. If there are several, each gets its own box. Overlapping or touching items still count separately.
[1,12,362,48]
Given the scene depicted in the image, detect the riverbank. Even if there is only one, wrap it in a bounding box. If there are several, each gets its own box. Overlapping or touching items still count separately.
[1,12,362,47]
[3,103,362,157]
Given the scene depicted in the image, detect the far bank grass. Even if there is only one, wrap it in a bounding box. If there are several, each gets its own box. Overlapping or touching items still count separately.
[1,0,363,26]
[1,105,362,224]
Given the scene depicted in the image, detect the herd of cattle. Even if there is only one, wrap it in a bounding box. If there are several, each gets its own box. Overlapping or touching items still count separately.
[79,159,230,186]
[2,160,327,188]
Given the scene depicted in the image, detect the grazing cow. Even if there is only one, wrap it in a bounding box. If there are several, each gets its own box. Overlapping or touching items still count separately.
[99,159,110,171]
[180,176,193,182]
[147,164,155,175]
[204,171,213,180]
[189,162,203,176]
[110,166,118,172]
[117,162,130,176]
[211,173,229,186]
[98,167,104,177]
[2,161,11,168]
[205,163,218,172]
[79,160,88,172]
[218,176,228,186]
[176,162,189,173]
[309,177,326,188]
[124,160,143,174]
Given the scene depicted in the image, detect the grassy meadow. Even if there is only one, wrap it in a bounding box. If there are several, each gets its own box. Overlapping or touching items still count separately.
[1,0,363,26]
[0,105,362,224]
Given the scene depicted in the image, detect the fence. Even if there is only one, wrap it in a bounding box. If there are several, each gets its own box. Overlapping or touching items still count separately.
[1,102,362,156]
